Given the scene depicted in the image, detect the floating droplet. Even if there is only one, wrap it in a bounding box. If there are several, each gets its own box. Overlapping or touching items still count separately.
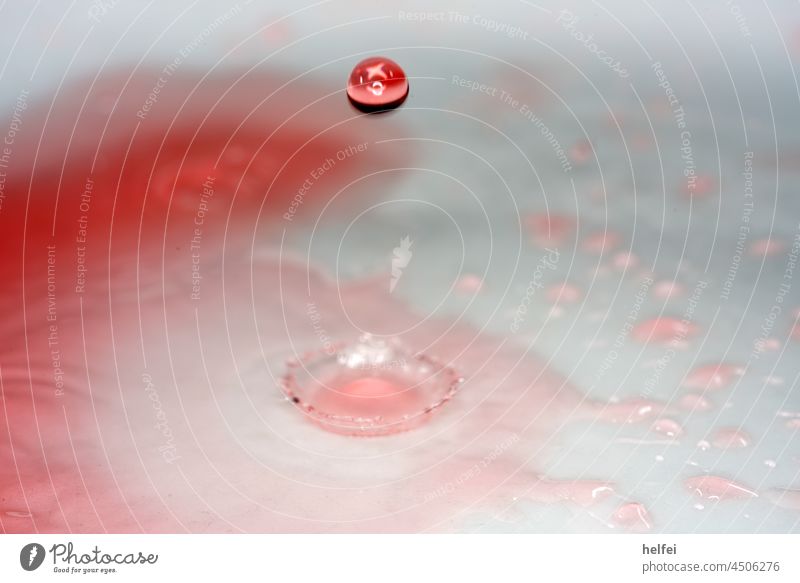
[685,475,758,500]
[346,56,409,112]
[281,334,462,436]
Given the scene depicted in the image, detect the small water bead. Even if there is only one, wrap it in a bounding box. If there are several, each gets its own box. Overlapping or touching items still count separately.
[346,56,409,112]
[651,418,683,438]
[281,334,462,436]
[612,502,653,532]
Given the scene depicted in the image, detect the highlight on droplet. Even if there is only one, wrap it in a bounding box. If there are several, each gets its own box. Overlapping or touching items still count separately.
[281,334,463,436]
[346,56,409,112]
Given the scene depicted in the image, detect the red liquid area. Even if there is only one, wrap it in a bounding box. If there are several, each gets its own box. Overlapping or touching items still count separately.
[0,68,409,533]
[346,56,409,112]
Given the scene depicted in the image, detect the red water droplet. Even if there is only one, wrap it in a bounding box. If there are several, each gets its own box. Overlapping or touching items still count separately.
[685,475,758,500]
[569,139,592,164]
[678,393,713,412]
[633,317,698,344]
[524,213,575,246]
[653,280,684,300]
[683,363,743,391]
[546,282,581,304]
[651,418,683,438]
[455,274,484,294]
[612,502,653,531]
[683,174,715,197]
[749,237,785,257]
[710,427,752,449]
[347,56,409,112]
[581,231,621,254]
[612,251,639,270]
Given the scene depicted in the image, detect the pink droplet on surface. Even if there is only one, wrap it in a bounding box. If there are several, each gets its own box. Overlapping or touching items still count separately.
[787,419,800,430]
[546,283,581,304]
[678,393,713,412]
[612,251,639,270]
[612,502,653,531]
[581,231,621,254]
[633,317,698,344]
[524,213,575,246]
[683,363,744,391]
[685,475,758,501]
[748,238,786,257]
[455,274,484,295]
[569,139,593,164]
[653,280,684,300]
[651,418,683,438]
[346,56,409,112]
[755,337,781,352]
[710,427,752,449]
[683,174,715,197]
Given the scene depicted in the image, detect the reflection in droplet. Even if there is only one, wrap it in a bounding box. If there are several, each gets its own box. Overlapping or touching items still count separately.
[347,56,409,112]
